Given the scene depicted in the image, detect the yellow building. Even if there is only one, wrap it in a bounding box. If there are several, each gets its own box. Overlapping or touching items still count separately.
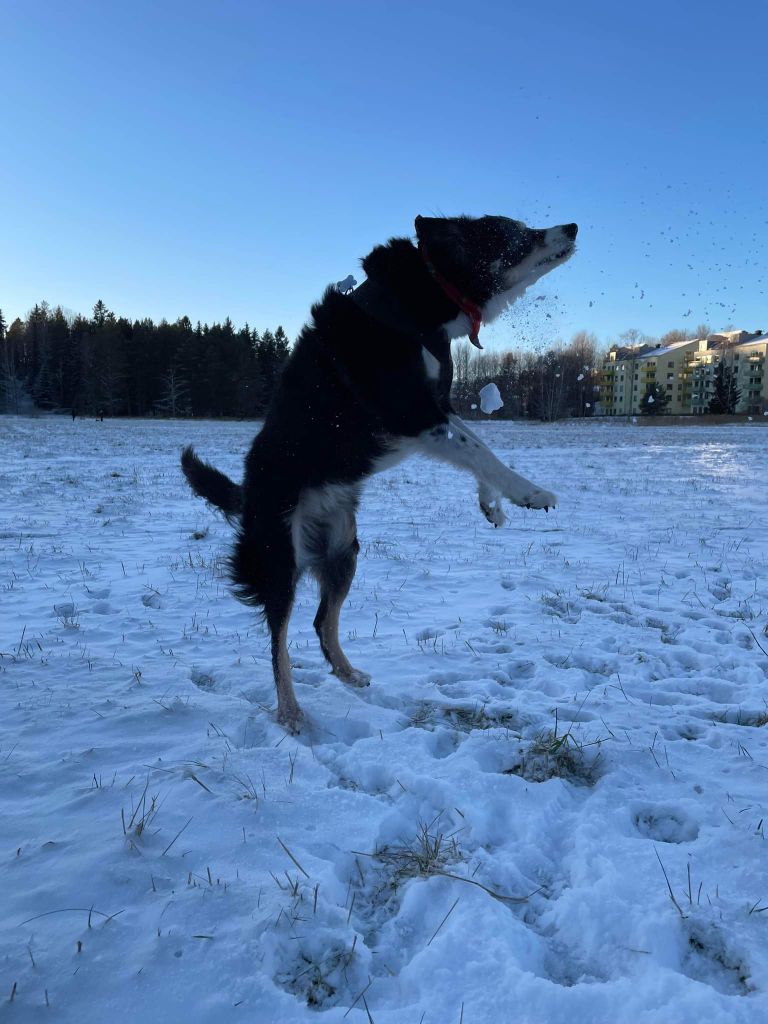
[598,330,767,416]
[689,331,767,415]
[598,338,701,415]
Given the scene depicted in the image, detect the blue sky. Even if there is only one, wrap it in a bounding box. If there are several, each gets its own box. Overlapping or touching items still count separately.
[2,0,767,349]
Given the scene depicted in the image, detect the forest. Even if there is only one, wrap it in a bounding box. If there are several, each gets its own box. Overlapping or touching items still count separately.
[0,301,290,419]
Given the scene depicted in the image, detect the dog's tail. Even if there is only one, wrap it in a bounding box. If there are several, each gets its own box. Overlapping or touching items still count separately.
[181,446,243,523]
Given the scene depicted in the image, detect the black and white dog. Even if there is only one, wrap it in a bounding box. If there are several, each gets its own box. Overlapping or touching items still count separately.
[182,214,577,731]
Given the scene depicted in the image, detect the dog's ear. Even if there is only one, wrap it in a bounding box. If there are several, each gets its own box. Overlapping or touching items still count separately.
[414,215,448,245]
[414,215,462,244]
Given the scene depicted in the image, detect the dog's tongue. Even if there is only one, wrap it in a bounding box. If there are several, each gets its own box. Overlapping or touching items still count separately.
[469,314,483,349]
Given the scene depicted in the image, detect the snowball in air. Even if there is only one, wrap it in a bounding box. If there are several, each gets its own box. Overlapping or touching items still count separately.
[479,383,504,414]
[335,274,357,293]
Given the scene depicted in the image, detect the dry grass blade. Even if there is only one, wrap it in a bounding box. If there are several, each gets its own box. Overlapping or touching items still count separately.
[427,897,460,946]
[277,836,310,878]
[18,906,123,926]
[344,977,374,1018]
[187,771,212,793]
[162,816,193,855]
[654,846,686,919]
[433,870,539,904]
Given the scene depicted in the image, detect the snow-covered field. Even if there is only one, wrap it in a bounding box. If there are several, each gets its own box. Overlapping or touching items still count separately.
[1,415,767,1023]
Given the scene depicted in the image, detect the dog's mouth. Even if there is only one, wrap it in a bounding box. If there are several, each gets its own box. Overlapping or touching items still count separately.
[536,245,575,269]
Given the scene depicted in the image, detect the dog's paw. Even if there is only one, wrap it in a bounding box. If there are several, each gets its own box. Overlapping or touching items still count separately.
[335,666,372,688]
[480,499,506,528]
[518,488,557,511]
[277,702,304,734]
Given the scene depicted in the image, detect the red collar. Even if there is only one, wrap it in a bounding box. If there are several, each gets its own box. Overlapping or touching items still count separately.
[419,241,483,348]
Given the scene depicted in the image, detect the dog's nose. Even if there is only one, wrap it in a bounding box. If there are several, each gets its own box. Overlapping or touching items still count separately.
[562,223,578,240]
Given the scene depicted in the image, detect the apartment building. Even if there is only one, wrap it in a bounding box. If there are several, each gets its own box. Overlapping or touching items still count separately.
[688,331,768,414]
[598,338,701,415]
[597,330,767,415]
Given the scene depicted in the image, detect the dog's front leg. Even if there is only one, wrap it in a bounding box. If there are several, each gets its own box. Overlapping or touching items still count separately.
[419,418,557,515]
[449,417,505,526]
[477,480,506,528]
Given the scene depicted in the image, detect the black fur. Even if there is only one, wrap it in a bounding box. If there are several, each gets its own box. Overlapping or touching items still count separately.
[181,214,577,729]
[180,446,243,522]
[230,278,451,609]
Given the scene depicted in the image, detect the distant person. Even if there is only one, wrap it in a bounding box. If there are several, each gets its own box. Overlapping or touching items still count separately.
[98,407,104,422]
[71,407,77,421]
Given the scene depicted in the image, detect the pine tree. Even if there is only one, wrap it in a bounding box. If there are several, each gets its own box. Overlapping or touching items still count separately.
[0,309,13,413]
[708,360,741,414]
[256,329,281,413]
[639,382,670,415]
[48,306,74,408]
[92,299,110,327]
[1,317,29,413]
[91,302,127,414]
[273,325,290,360]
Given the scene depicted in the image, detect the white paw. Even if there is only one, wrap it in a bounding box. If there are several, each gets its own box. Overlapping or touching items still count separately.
[480,499,506,528]
[518,488,557,511]
[277,702,304,734]
[334,666,372,688]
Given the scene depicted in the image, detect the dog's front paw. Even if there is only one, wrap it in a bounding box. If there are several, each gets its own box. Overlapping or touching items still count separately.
[480,499,506,528]
[277,701,304,734]
[334,666,372,688]
[519,488,557,512]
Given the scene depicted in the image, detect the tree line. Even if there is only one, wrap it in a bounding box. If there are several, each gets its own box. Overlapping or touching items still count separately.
[0,302,740,420]
[453,330,601,420]
[0,301,290,418]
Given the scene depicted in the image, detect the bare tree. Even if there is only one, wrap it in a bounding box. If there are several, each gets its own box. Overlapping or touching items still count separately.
[155,365,190,417]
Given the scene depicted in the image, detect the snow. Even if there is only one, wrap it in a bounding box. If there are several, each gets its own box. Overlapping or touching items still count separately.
[335,275,357,294]
[1,415,768,1023]
[479,383,503,414]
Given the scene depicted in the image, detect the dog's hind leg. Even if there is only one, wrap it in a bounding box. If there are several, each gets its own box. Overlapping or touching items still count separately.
[293,484,370,689]
[264,582,303,732]
[313,538,371,689]
[233,525,303,732]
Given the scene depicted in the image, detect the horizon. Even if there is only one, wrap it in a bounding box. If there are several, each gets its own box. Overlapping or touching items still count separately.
[2,0,767,350]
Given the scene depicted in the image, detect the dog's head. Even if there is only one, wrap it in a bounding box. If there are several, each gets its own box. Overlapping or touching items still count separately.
[415,214,577,342]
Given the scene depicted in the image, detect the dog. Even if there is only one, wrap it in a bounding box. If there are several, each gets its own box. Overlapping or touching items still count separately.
[182,214,577,731]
